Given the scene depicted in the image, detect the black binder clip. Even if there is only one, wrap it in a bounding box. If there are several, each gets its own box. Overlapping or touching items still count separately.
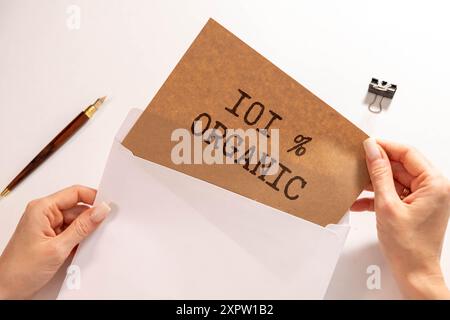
[368,78,397,113]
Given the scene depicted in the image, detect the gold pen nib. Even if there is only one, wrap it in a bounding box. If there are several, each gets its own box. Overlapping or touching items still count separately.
[84,96,107,118]
[97,96,107,105]
[0,188,10,198]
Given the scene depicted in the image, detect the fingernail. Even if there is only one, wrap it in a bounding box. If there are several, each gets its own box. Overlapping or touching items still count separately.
[90,202,111,223]
[363,138,381,161]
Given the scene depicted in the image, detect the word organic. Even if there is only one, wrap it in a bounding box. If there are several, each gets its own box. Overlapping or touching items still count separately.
[171,89,311,202]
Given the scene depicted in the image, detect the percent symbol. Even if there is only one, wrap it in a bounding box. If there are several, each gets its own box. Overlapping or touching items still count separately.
[287,135,312,157]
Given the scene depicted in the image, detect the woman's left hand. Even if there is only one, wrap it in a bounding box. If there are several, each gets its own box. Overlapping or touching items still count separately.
[0,185,110,299]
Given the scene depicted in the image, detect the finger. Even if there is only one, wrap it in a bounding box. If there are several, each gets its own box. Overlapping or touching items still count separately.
[350,197,374,212]
[390,161,414,188]
[376,139,432,177]
[57,202,110,251]
[46,185,97,210]
[62,204,91,225]
[365,179,409,196]
[363,138,401,206]
[53,205,91,235]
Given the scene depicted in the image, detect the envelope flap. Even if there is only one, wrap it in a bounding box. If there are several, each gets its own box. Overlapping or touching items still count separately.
[115,108,143,142]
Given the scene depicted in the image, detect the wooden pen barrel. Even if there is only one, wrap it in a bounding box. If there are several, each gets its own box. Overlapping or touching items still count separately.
[5,111,89,191]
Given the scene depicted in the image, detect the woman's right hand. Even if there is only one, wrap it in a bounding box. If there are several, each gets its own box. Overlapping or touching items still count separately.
[351,138,450,299]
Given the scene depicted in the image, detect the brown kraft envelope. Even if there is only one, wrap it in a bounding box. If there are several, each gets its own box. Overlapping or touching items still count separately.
[123,18,370,226]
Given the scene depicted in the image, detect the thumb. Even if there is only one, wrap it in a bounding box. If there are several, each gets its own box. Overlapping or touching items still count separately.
[58,202,111,252]
[363,138,399,206]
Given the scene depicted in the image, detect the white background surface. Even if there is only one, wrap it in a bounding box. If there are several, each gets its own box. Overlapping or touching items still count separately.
[0,0,449,299]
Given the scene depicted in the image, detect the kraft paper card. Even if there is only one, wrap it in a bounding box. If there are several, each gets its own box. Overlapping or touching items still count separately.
[123,18,369,226]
